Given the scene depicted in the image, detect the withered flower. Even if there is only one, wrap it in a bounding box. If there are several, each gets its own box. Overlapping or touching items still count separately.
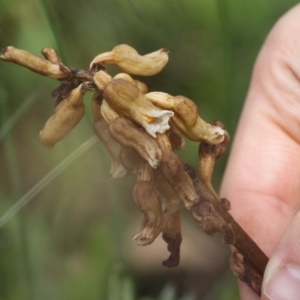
[92,92,128,178]
[109,117,162,169]
[146,92,225,144]
[156,133,199,210]
[90,44,169,76]
[132,163,163,246]
[103,79,174,137]
[40,82,88,148]
[0,46,70,79]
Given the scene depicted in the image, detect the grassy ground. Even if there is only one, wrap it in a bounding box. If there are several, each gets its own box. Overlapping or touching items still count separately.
[0,1,299,299]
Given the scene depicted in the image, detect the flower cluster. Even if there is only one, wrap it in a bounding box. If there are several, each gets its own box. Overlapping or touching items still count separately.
[1,44,226,267]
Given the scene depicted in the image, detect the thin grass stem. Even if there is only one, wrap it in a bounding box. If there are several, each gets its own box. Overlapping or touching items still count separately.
[0,136,98,229]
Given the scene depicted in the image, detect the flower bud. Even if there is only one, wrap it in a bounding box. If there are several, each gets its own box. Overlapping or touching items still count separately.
[109,117,162,169]
[132,163,163,246]
[92,92,128,178]
[39,83,88,148]
[146,92,225,145]
[93,70,112,91]
[1,46,70,79]
[103,79,173,137]
[90,44,169,76]
[41,47,62,64]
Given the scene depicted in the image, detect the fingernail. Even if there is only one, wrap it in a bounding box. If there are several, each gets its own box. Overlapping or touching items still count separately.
[264,265,300,299]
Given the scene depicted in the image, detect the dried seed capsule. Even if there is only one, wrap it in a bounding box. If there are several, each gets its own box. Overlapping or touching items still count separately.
[103,79,173,137]
[92,92,128,178]
[93,70,112,91]
[109,117,162,169]
[41,47,62,64]
[132,163,163,246]
[146,92,225,145]
[39,83,88,148]
[90,44,169,76]
[1,46,70,79]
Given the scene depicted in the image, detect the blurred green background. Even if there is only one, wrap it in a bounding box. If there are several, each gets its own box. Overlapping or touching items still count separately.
[0,1,298,299]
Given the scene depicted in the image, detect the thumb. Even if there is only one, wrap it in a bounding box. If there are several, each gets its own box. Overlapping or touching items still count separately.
[262,211,300,299]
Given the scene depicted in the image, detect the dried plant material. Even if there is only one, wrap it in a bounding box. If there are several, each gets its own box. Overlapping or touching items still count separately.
[134,79,148,94]
[156,133,199,210]
[92,92,128,178]
[162,209,182,268]
[109,117,162,169]
[198,121,230,198]
[103,79,174,137]
[113,73,149,94]
[146,92,225,144]
[40,83,88,148]
[100,100,120,124]
[230,251,262,296]
[93,70,112,90]
[168,120,185,151]
[119,148,146,175]
[0,46,70,79]
[1,44,268,296]
[132,163,163,245]
[41,47,62,64]
[90,44,169,76]
[191,202,227,235]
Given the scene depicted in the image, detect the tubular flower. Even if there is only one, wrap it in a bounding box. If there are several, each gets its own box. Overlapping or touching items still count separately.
[40,82,88,148]
[90,44,169,76]
[0,46,70,79]
[145,92,225,144]
[103,79,174,137]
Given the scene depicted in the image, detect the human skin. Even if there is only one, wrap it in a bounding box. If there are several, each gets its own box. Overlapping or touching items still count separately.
[220,4,300,300]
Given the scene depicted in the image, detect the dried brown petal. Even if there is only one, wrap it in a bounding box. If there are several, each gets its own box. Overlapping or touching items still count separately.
[145,92,225,144]
[109,117,162,168]
[1,46,70,79]
[103,79,173,137]
[156,133,199,210]
[168,120,185,151]
[92,92,128,178]
[162,209,182,268]
[132,163,163,246]
[90,44,169,76]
